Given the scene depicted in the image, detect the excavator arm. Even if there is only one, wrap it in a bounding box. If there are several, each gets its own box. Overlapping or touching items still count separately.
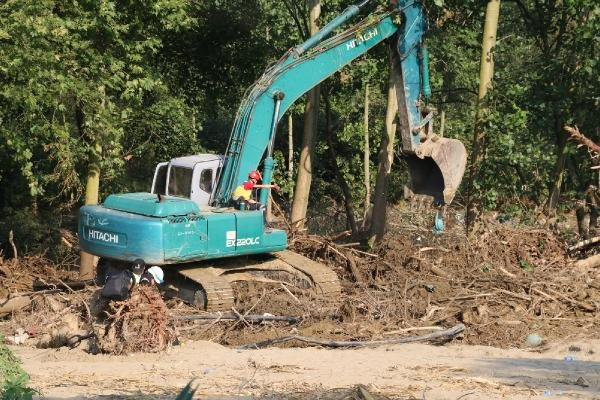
[213,0,466,207]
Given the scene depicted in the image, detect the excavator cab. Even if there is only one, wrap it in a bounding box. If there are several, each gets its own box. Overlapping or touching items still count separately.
[150,155,225,208]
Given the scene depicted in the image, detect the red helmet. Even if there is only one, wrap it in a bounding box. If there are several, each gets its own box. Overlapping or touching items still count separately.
[248,170,262,180]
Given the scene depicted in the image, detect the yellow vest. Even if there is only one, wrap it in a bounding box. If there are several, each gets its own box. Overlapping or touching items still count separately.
[232,184,252,201]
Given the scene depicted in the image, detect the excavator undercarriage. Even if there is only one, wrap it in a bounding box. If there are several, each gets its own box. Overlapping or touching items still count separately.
[100,251,341,312]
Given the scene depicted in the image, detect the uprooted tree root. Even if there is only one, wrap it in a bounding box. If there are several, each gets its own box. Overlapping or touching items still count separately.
[97,286,176,354]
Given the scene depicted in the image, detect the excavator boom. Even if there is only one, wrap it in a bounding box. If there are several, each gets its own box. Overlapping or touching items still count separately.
[214,0,467,207]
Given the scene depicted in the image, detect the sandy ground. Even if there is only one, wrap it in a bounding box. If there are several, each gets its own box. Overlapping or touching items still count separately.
[12,339,600,400]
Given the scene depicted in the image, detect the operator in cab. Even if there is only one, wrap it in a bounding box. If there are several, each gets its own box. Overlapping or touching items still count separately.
[232,170,279,210]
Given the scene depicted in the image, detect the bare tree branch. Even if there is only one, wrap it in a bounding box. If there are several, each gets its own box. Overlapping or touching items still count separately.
[565,126,600,155]
[239,324,465,349]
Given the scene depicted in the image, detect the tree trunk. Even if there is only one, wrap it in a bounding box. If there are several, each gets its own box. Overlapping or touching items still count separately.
[467,0,501,228]
[325,92,358,236]
[79,87,105,280]
[362,83,370,229]
[288,113,294,201]
[368,43,402,244]
[80,137,101,280]
[290,0,321,228]
[439,109,446,137]
[547,111,566,211]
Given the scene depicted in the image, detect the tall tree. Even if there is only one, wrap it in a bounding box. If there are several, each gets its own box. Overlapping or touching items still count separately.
[288,114,294,201]
[290,0,321,228]
[325,91,358,235]
[467,0,501,226]
[362,83,371,228]
[80,85,105,280]
[369,42,403,243]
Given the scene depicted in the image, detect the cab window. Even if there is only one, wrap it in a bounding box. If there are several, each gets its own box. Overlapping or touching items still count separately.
[168,166,193,198]
[153,164,168,195]
[199,169,213,193]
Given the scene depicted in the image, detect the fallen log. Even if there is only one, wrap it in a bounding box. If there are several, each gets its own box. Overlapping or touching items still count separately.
[32,279,94,292]
[565,126,600,155]
[239,323,465,349]
[568,236,600,253]
[0,296,32,318]
[571,254,600,269]
[173,313,302,323]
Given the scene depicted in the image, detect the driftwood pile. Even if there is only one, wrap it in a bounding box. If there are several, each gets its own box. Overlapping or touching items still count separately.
[283,206,599,347]
[0,253,78,318]
[2,199,599,350]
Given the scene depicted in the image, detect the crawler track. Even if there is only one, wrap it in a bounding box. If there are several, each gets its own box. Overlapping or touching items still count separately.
[273,250,341,298]
[178,267,235,312]
[175,250,341,311]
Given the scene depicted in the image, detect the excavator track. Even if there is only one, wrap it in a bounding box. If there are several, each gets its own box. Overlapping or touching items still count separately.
[273,250,341,298]
[177,267,235,312]
[173,250,340,311]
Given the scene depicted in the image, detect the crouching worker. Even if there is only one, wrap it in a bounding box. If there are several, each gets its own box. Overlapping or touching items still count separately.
[101,259,164,300]
[140,265,164,286]
[101,268,135,301]
[231,170,279,211]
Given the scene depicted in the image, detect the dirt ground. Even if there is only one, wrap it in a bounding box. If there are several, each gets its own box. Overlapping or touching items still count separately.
[2,205,600,399]
[12,338,600,399]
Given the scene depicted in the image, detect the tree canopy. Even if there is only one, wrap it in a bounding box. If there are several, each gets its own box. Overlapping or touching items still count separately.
[0,0,599,252]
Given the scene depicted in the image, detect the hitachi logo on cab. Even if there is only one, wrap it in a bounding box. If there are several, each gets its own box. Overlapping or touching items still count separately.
[88,229,119,244]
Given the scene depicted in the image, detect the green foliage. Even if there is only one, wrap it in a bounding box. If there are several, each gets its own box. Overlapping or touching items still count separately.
[0,0,599,247]
[0,0,200,251]
[427,1,599,212]
[0,336,37,399]
[0,207,68,259]
[519,259,535,272]
[0,0,195,209]
[115,96,201,193]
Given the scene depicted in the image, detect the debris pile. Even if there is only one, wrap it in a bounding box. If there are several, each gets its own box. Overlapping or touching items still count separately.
[0,255,77,319]
[1,206,598,351]
[0,255,75,295]
[285,206,599,347]
[97,285,176,354]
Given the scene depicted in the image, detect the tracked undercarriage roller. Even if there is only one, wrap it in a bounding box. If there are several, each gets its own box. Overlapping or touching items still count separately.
[171,250,341,312]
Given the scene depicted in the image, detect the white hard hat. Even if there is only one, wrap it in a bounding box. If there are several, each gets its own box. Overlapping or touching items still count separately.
[147,266,164,284]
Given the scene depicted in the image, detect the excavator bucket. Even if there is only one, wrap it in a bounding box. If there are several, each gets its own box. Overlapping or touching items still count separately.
[404,137,467,205]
